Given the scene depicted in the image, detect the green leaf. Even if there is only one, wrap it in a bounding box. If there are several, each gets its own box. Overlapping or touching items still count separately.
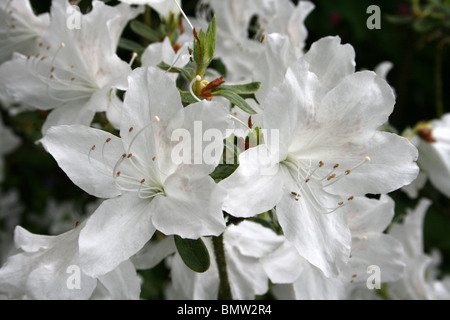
[118,38,144,53]
[204,15,216,64]
[215,82,261,95]
[216,90,257,114]
[157,61,196,81]
[174,235,211,273]
[210,164,238,181]
[130,20,160,42]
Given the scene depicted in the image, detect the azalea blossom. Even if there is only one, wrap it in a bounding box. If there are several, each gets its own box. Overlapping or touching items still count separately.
[220,36,419,277]
[40,67,233,277]
[0,0,142,133]
[0,222,141,300]
[261,195,405,299]
[134,221,284,300]
[388,198,450,299]
[0,0,49,64]
[408,114,450,198]
[194,0,314,82]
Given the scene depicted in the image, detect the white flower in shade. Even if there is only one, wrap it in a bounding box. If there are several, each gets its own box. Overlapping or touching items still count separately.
[0,0,49,64]
[388,198,450,300]
[409,114,450,198]
[135,221,284,300]
[198,0,314,82]
[40,67,232,278]
[220,36,419,277]
[261,195,405,300]
[0,223,141,300]
[119,0,181,20]
[0,0,143,133]
[0,113,21,182]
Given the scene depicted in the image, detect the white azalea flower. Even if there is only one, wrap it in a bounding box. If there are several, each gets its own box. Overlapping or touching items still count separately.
[119,0,181,20]
[138,221,283,300]
[0,223,141,300]
[0,0,49,64]
[388,198,450,299]
[40,67,233,278]
[220,36,419,277]
[0,0,143,133]
[198,0,314,82]
[409,114,450,198]
[0,113,21,182]
[262,195,405,299]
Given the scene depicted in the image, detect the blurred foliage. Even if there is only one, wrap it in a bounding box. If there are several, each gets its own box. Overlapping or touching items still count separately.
[1,0,449,299]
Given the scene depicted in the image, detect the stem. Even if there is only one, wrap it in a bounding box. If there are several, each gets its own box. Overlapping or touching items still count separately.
[212,234,232,300]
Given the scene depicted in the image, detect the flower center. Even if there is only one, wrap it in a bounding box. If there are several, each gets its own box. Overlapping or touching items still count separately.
[87,116,166,200]
[282,155,371,214]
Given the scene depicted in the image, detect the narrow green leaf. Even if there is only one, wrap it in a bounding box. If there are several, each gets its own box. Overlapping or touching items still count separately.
[130,20,160,42]
[214,82,261,95]
[157,61,195,81]
[118,38,144,53]
[174,235,211,273]
[204,15,216,64]
[217,90,257,114]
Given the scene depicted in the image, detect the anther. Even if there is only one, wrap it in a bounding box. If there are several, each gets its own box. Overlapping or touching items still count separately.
[338,201,344,206]
[333,164,339,169]
[122,153,127,158]
[152,156,156,161]
[129,127,134,133]
[141,179,146,184]
[345,170,351,175]
[127,153,133,158]
[91,145,96,150]
[327,173,336,181]
[347,196,354,201]
[305,178,310,183]
[319,161,324,167]
[117,171,121,177]
[106,138,111,143]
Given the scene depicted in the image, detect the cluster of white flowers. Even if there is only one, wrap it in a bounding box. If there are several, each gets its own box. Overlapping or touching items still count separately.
[0,0,449,300]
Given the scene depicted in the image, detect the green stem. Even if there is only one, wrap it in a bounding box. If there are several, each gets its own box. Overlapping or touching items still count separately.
[212,234,232,300]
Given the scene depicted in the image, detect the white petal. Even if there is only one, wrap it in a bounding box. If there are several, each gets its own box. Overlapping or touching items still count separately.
[303,36,355,92]
[79,192,155,277]
[263,59,323,159]
[325,131,419,196]
[151,165,226,238]
[95,260,141,300]
[220,145,285,218]
[261,240,304,284]
[40,125,123,198]
[224,221,284,258]
[276,192,352,277]
[340,234,406,284]
[132,236,176,270]
[346,195,395,236]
